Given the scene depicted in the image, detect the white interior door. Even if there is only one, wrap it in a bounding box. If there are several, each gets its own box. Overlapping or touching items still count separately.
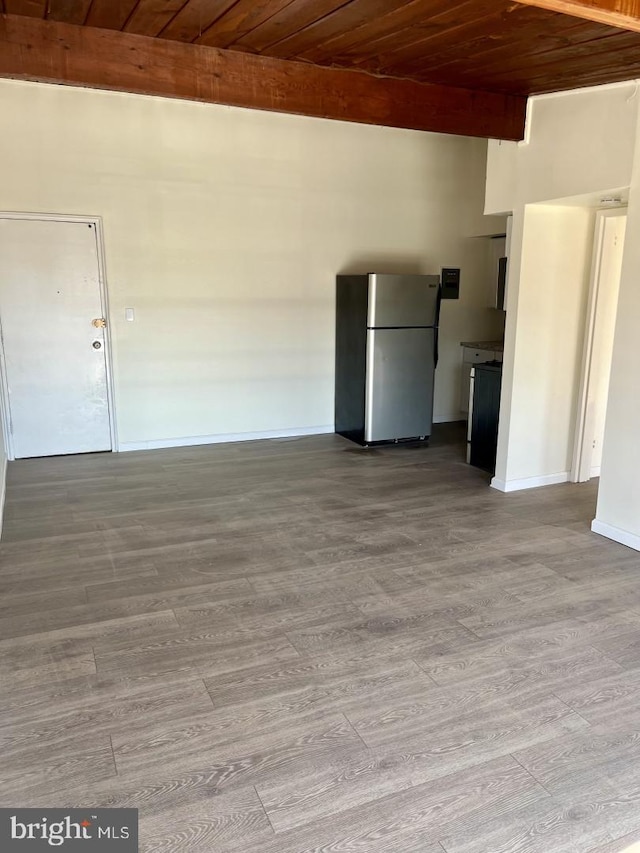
[573,209,626,482]
[0,218,112,459]
[587,213,626,476]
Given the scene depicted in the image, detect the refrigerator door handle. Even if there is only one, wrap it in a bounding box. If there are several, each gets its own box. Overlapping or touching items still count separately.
[434,283,442,368]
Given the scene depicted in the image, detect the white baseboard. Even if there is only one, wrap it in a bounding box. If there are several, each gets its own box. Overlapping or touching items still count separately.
[590,466,601,479]
[591,519,640,552]
[490,471,569,493]
[118,425,335,452]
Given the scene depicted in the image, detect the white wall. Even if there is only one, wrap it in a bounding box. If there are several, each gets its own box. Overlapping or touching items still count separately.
[486,80,640,551]
[0,79,502,448]
[485,83,637,216]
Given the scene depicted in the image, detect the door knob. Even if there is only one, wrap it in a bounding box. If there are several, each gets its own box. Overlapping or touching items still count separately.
[92,341,102,349]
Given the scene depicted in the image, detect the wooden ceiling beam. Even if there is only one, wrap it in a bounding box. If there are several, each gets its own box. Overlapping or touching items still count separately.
[0,14,526,139]
[515,0,640,32]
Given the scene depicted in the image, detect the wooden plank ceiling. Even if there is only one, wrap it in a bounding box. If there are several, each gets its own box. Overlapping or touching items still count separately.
[2,0,640,139]
[516,0,640,33]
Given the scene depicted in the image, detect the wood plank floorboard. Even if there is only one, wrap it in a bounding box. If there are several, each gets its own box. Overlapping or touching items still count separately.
[2,423,640,851]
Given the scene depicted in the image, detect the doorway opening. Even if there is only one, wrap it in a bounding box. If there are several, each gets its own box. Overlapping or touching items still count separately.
[0,213,117,460]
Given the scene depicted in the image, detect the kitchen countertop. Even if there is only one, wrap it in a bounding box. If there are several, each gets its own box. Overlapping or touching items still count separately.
[460,340,504,352]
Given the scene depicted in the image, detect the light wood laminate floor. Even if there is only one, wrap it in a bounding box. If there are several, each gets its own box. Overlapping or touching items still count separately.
[2,425,640,852]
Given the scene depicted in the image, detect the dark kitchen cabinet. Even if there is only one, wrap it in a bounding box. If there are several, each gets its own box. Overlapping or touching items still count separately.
[469,362,502,475]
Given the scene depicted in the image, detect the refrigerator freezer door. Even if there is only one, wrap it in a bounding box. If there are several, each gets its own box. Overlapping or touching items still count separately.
[365,328,435,442]
[367,274,440,328]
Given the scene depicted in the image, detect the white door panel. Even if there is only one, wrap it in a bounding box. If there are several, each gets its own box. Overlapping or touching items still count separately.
[0,218,111,458]
[589,216,626,473]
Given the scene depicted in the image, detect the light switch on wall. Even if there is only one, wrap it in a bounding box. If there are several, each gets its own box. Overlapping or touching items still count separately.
[125,308,135,322]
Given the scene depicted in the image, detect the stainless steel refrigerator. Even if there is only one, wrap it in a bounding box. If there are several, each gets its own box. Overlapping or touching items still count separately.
[335,273,441,446]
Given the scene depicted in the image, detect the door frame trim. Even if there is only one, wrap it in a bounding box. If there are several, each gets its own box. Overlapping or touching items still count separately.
[0,211,118,460]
